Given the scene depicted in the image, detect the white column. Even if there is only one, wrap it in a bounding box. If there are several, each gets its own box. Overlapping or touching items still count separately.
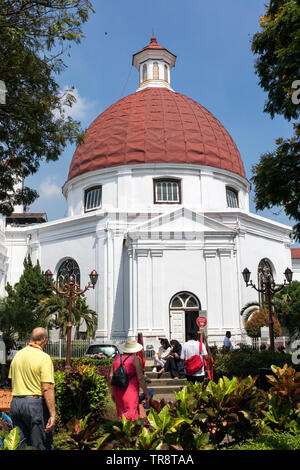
[150,249,163,334]
[127,247,134,337]
[106,228,113,338]
[219,248,237,329]
[95,230,108,339]
[204,249,222,330]
[111,235,125,336]
[136,249,149,332]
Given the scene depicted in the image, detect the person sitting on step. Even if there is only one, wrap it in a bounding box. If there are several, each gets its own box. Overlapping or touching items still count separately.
[152,338,171,372]
[157,340,185,379]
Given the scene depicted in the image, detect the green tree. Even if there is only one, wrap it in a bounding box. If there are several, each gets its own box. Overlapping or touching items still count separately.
[251,0,300,240]
[0,1,94,215]
[273,281,300,340]
[244,307,282,338]
[37,292,97,339]
[0,254,51,345]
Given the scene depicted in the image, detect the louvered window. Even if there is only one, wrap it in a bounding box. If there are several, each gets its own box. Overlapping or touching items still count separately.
[142,64,147,82]
[226,187,238,208]
[85,186,102,211]
[153,62,159,80]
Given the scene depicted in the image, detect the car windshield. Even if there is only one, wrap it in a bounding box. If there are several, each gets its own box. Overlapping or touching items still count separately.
[87,345,117,356]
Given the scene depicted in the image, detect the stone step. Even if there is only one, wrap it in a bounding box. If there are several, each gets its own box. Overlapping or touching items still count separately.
[143,360,187,399]
[147,378,185,387]
[145,370,186,381]
[149,385,183,397]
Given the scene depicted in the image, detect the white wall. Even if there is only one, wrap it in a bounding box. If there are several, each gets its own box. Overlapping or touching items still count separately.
[63,164,250,216]
[291,258,300,282]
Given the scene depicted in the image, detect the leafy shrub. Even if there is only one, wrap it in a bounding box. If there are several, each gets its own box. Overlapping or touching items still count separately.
[0,428,20,450]
[53,357,112,382]
[54,365,108,426]
[54,414,110,450]
[101,409,211,450]
[230,431,300,450]
[212,349,299,382]
[261,364,300,433]
[170,376,264,448]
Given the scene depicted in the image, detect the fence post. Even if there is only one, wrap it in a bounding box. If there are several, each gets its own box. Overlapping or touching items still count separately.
[59,339,62,359]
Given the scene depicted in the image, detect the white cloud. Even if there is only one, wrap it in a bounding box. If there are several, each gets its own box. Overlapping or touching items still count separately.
[39,177,62,200]
[53,86,98,123]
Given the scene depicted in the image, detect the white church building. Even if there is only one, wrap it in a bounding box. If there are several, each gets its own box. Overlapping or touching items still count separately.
[0,37,297,348]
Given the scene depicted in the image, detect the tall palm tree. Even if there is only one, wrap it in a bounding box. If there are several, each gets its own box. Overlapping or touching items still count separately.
[37,292,97,339]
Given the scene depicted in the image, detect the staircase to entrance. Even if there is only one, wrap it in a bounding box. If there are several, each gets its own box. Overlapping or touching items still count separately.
[144,360,186,401]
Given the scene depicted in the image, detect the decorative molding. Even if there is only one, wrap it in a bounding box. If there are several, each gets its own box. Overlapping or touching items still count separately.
[218,249,232,258]
[150,249,163,257]
[135,248,149,257]
[203,249,217,259]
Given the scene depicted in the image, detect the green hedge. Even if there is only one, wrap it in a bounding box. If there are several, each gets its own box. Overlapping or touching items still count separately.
[212,350,299,381]
[52,357,113,370]
[230,432,300,450]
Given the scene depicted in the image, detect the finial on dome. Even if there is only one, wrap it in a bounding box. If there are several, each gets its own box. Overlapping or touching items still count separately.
[150,36,158,45]
[132,37,177,92]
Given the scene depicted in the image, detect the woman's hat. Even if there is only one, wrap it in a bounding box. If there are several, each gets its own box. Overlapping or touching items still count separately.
[119,337,144,354]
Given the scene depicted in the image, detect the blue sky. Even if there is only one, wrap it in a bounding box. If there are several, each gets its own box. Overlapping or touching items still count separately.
[26,0,298,244]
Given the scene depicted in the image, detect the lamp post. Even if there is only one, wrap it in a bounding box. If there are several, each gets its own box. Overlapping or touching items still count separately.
[242,266,293,352]
[44,268,98,369]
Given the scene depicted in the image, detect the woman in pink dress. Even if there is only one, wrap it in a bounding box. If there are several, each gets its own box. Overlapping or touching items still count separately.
[109,337,150,421]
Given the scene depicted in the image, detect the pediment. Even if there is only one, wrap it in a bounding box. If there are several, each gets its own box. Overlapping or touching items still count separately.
[127,207,235,237]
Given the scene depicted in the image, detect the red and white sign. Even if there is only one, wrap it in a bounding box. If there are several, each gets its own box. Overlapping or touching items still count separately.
[196,316,207,328]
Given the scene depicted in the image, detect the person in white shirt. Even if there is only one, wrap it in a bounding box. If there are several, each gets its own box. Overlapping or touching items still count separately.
[223,331,233,352]
[180,331,208,383]
[152,338,171,372]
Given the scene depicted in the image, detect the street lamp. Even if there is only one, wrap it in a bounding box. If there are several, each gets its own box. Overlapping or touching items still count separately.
[242,266,293,352]
[44,268,98,369]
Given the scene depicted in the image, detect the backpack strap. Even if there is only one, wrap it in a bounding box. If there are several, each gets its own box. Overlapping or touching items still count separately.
[199,341,202,354]
[120,354,131,365]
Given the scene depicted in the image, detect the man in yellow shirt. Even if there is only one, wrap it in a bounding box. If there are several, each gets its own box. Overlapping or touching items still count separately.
[8,327,56,450]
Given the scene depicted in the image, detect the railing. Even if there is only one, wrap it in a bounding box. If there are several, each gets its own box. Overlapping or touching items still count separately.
[251,336,289,352]
[16,340,91,359]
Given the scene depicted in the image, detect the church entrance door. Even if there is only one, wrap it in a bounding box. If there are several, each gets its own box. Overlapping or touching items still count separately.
[169,292,201,343]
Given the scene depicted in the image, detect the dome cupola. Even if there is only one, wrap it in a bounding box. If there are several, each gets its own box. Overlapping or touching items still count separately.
[132,36,176,92]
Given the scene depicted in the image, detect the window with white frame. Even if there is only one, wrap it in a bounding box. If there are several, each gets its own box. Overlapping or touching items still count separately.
[226,187,239,208]
[84,186,102,211]
[153,62,159,80]
[142,64,147,83]
[154,179,181,204]
[164,64,169,82]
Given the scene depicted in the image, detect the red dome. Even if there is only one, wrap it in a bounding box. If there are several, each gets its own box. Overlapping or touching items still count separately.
[68,88,246,181]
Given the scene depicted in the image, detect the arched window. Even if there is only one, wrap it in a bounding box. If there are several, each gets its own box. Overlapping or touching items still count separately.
[226,187,239,208]
[170,293,200,310]
[258,258,273,304]
[57,258,80,287]
[164,64,169,82]
[84,186,102,212]
[154,178,181,203]
[142,64,147,82]
[153,62,159,80]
